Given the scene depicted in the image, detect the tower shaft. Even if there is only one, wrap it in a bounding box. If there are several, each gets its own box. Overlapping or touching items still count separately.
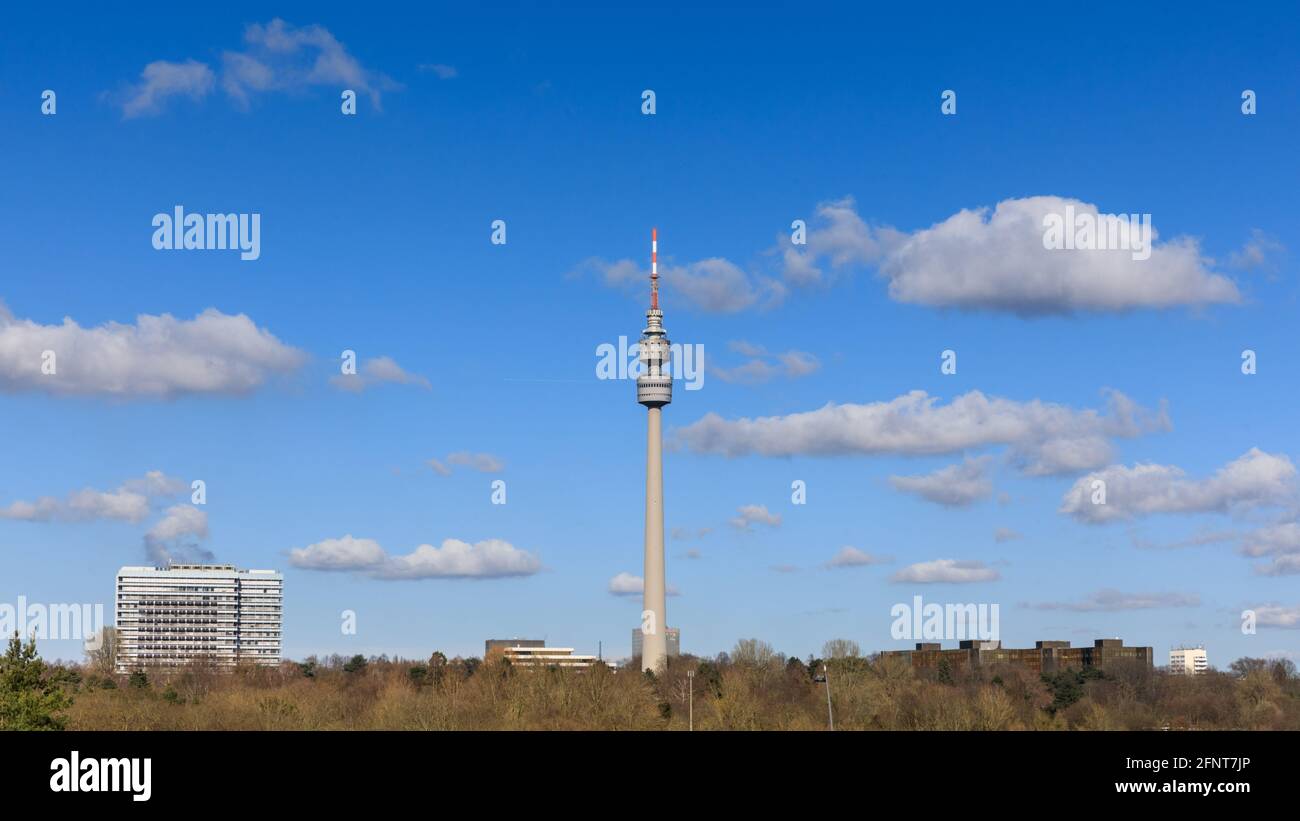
[641,405,668,672]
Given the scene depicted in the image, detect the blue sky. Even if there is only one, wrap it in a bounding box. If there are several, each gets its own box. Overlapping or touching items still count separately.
[2,3,1298,665]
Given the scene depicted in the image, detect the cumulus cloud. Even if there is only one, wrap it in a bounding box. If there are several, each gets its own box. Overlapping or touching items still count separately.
[1228,229,1285,272]
[608,572,680,597]
[289,534,540,579]
[119,59,216,118]
[676,388,1167,477]
[1250,605,1300,629]
[825,546,891,568]
[712,341,820,385]
[1025,589,1200,611]
[427,451,504,475]
[0,303,304,398]
[671,526,711,541]
[1256,556,1300,576]
[994,527,1022,543]
[330,355,429,393]
[418,63,458,79]
[144,505,212,565]
[889,456,993,507]
[729,504,782,531]
[780,196,879,286]
[0,471,184,524]
[875,196,1240,314]
[115,19,396,117]
[571,257,786,314]
[777,195,1243,314]
[223,19,396,109]
[1238,522,1300,558]
[0,471,209,563]
[891,559,1000,584]
[1060,448,1296,523]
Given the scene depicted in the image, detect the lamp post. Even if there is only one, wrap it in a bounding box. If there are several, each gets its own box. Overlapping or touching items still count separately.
[814,661,835,731]
[686,669,695,731]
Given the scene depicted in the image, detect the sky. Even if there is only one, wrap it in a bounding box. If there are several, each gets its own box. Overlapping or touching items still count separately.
[1,3,1298,667]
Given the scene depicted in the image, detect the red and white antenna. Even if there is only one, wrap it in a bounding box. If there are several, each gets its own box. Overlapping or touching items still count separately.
[650,227,659,310]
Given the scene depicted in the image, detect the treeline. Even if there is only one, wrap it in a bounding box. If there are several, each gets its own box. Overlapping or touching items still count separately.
[3,633,1298,730]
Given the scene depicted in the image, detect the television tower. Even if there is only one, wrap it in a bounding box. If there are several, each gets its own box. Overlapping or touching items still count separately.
[637,227,672,673]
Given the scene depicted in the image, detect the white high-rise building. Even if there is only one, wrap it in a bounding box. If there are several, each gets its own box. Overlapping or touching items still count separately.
[115,564,282,672]
[1169,645,1208,675]
[637,228,672,673]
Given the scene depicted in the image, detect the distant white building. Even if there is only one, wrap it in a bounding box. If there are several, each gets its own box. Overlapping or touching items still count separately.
[495,645,609,669]
[1169,645,1208,675]
[115,564,282,672]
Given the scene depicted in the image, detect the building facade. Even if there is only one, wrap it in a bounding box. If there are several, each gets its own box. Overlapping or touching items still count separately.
[632,626,680,660]
[879,638,1154,674]
[115,564,282,672]
[487,643,609,670]
[1169,645,1209,675]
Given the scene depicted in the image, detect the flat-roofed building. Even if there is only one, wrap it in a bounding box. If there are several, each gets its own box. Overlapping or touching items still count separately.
[115,564,282,672]
[493,644,609,670]
[879,638,1153,674]
[1169,645,1209,675]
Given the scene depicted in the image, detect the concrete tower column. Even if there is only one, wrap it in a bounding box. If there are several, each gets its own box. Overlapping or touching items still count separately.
[641,405,668,672]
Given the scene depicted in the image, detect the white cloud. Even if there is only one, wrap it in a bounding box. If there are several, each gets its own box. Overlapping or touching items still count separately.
[119,59,216,119]
[889,457,992,507]
[891,559,1000,584]
[712,342,820,385]
[427,451,504,475]
[0,302,304,398]
[447,452,504,473]
[676,388,1166,477]
[1256,555,1300,576]
[289,535,541,579]
[825,546,890,568]
[330,356,429,393]
[117,19,396,117]
[1251,605,1300,629]
[994,527,1022,543]
[607,572,680,596]
[287,535,386,570]
[781,196,879,286]
[418,63,458,79]
[222,19,396,110]
[778,195,1242,314]
[0,471,184,524]
[729,504,781,531]
[1026,589,1200,611]
[1228,229,1285,271]
[876,196,1241,314]
[1238,522,1300,558]
[573,257,786,314]
[144,505,211,565]
[1060,448,1296,524]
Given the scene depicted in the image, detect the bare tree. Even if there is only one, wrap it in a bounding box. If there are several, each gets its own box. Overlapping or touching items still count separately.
[83,626,118,676]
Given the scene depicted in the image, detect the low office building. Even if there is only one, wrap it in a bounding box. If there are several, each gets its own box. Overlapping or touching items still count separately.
[879,638,1153,674]
[115,564,282,672]
[1169,645,1209,675]
[487,643,609,669]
